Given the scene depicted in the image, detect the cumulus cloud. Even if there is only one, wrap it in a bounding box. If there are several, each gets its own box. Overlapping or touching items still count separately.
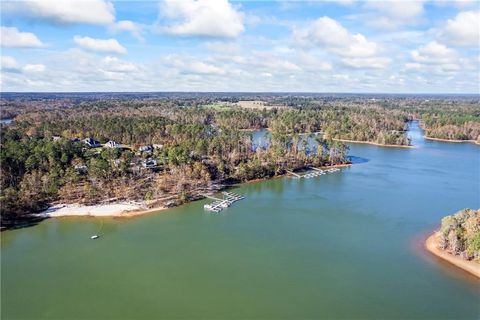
[297,52,332,71]
[101,56,138,73]
[296,17,378,57]
[1,49,150,91]
[156,0,244,38]
[0,27,44,48]
[73,36,127,54]
[1,56,46,74]
[165,55,226,75]
[3,0,115,25]
[1,56,20,71]
[109,20,144,41]
[22,64,46,73]
[342,57,391,69]
[439,10,480,46]
[295,16,389,68]
[364,0,426,29]
[411,41,458,65]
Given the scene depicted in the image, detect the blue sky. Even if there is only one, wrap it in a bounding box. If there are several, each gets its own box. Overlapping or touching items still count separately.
[1,0,479,93]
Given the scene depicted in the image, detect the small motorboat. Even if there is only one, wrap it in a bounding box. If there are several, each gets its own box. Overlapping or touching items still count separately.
[90,235,100,240]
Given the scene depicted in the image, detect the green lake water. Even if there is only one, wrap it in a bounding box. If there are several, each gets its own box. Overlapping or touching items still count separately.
[2,122,479,319]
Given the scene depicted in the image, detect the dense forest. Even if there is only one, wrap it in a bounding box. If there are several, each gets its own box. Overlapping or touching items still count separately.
[439,208,480,262]
[1,94,478,228]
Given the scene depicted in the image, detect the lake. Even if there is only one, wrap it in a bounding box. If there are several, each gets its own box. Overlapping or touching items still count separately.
[2,122,479,319]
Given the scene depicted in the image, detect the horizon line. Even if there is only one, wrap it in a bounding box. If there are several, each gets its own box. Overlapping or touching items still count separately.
[1,91,479,96]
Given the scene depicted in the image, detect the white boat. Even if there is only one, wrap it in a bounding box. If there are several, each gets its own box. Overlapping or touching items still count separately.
[91,235,99,240]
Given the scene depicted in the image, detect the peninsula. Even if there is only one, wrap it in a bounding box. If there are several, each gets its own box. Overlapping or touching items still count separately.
[426,208,480,278]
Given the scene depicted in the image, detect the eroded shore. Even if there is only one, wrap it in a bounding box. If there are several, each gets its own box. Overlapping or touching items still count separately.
[425,232,480,278]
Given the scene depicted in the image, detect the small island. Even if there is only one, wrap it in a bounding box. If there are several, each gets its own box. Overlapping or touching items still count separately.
[426,208,480,278]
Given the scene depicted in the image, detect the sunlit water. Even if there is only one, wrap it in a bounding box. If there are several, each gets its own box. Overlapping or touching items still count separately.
[2,122,479,319]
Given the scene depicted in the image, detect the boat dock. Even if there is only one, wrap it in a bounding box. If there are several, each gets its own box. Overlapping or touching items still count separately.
[203,191,245,213]
[288,167,341,179]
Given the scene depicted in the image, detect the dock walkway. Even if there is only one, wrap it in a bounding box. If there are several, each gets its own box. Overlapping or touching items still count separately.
[288,167,341,179]
[203,191,245,213]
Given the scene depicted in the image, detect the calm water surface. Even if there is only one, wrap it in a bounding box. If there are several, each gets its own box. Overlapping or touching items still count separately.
[2,122,479,319]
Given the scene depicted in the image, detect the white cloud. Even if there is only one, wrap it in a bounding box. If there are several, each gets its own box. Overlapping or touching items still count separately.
[1,56,45,74]
[188,61,226,75]
[295,16,389,69]
[0,27,44,48]
[296,17,379,57]
[440,10,480,46]
[1,48,150,91]
[165,55,226,75]
[1,56,20,71]
[109,20,144,41]
[342,57,391,69]
[22,64,46,73]
[101,56,138,73]
[297,52,332,71]
[3,0,115,25]
[73,36,127,54]
[364,0,426,29]
[157,0,244,38]
[411,41,458,65]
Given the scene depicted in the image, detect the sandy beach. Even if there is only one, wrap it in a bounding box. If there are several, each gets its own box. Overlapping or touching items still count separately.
[425,232,480,278]
[41,202,167,218]
[332,138,415,148]
[424,136,480,145]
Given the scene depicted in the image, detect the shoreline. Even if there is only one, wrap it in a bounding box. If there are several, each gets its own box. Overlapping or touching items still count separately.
[37,163,352,220]
[39,202,168,219]
[425,232,480,278]
[240,163,352,185]
[332,138,415,148]
[423,136,480,145]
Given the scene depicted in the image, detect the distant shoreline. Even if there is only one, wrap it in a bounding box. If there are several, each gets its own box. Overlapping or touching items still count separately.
[332,138,415,148]
[423,136,480,145]
[425,232,480,278]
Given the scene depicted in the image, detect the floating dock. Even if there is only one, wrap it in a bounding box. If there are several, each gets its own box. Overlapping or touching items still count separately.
[203,191,245,213]
[288,167,340,179]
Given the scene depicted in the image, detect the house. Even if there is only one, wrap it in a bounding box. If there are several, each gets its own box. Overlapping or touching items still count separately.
[74,164,88,174]
[153,144,163,150]
[83,138,101,148]
[142,158,157,169]
[52,136,61,141]
[105,140,120,148]
[139,145,153,153]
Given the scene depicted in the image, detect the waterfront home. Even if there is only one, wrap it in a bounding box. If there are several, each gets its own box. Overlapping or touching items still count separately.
[142,158,157,169]
[52,136,61,141]
[74,164,88,174]
[139,145,153,153]
[105,140,120,148]
[83,137,101,148]
[153,144,163,150]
